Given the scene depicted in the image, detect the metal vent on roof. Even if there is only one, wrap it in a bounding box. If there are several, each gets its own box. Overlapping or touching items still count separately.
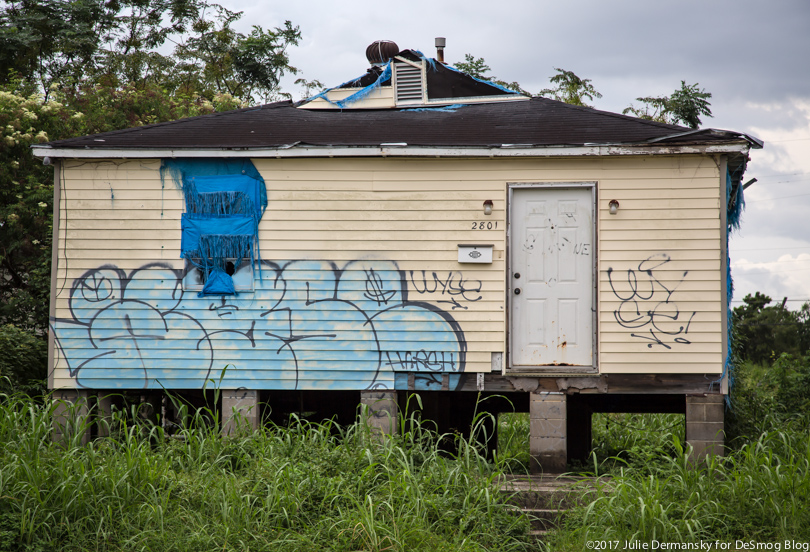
[394,61,424,104]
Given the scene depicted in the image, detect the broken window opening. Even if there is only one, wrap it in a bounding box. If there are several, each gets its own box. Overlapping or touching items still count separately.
[182,257,255,293]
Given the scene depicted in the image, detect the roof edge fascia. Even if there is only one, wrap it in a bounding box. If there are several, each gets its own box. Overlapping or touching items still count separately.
[645,128,764,149]
[31,143,751,160]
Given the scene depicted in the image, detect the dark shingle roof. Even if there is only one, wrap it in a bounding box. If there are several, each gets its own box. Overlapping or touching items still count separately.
[43,97,754,150]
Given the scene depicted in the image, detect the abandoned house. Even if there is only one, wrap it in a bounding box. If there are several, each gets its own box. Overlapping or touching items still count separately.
[34,40,761,471]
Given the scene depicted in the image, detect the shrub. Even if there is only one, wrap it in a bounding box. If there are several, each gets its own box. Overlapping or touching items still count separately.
[0,324,46,393]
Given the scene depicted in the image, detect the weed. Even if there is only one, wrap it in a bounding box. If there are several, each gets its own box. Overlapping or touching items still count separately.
[0,391,532,552]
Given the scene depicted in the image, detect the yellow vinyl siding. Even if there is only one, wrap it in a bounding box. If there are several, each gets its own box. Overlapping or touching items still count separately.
[51,154,724,389]
[597,155,722,373]
[254,157,506,376]
[302,86,395,110]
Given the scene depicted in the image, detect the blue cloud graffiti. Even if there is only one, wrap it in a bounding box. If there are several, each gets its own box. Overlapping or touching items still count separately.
[51,259,475,390]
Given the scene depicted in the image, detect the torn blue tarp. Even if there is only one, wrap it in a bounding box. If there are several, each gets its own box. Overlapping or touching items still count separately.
[720,170,746,402]
[181,216,255,261]
[184,174,266,219]
[161,159,265,194]
[181,219,256,297]
[202,267,236,296]
[411,50,437,72]
[402,104,468,112]
[307,61,393,109]
[196,234,254,296]
[162,158,267,296]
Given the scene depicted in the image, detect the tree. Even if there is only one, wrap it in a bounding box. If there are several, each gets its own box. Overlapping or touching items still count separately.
[1,1,304,105]
[174,5,301,103]
[732,292,810,365]
[95,0,204,90]
[0,80,85,332]
[623,81,712,128]
[0,323,46,391]
[538,67,602,107]
[0,0,114,98]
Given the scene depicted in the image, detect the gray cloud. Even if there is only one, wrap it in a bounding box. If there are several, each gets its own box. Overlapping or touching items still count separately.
[221,0,810,305]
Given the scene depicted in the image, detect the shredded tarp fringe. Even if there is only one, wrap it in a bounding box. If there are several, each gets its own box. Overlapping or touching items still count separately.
[727,171,745,231]
[717,170,745,403]
[185,190,254,216]
[160,159,267,215]
[190,234,254,269]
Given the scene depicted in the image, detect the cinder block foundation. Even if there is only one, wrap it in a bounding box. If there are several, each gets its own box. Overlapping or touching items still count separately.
[52,389,90,444]
[96,393,115,438]
[222,389,260,436]
[361,391,398,436]
[530,391,567,473]
[686,394,725,462]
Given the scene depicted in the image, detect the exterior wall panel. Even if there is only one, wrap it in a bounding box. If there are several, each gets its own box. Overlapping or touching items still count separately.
[50,155,724,390]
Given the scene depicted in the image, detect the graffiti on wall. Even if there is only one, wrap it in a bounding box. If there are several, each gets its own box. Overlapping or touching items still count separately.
[51,259,480,390]
[408,270,483,310]
[607,253,696,349]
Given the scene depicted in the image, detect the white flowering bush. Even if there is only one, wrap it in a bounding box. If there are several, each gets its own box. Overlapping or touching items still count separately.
[0,85,83,332]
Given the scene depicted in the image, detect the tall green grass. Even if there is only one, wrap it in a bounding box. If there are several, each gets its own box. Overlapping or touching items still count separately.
[588,413,685,474]
[543,354,810,550]
[548,420,810,549]
[0,392,531,552]
[497,412,687,475]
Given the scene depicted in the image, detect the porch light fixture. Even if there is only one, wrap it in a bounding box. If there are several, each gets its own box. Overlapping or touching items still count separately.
[608,199,620,215]
[483,200,493,215]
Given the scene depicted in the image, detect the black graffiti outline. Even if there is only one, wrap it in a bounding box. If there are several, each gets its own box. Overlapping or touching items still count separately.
[54,262,221,388]
[407,270,483,310]
[78,272,116,303]
[607,253,696,350]
[55,258,470,391]
[363,268,396,306]
[257,259,469,390]
[209,297,240,317]
[383,350,457,372]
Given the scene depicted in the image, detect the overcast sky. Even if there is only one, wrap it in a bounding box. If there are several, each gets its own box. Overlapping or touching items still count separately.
[222,0,810,309]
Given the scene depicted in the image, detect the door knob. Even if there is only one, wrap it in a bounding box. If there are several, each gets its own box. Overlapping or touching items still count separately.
[514,288,521,295]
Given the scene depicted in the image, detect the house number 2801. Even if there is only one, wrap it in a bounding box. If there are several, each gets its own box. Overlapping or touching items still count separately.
[471,221,497,230]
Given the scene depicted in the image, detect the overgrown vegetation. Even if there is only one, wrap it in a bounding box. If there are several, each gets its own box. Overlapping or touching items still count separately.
[0,393,531,552]
[732,292,810,367]
[540,351,810,550]
[552,422,810,549]
[623,80,713,129]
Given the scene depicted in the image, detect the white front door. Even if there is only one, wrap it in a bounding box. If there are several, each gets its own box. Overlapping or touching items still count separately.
[510,186,594,369]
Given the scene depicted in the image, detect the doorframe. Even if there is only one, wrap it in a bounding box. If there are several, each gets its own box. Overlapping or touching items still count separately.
[506,182,599,374]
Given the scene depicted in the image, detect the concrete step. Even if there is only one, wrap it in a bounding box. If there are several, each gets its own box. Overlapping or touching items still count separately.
[498,474,609,542]
[522,507,564,531]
